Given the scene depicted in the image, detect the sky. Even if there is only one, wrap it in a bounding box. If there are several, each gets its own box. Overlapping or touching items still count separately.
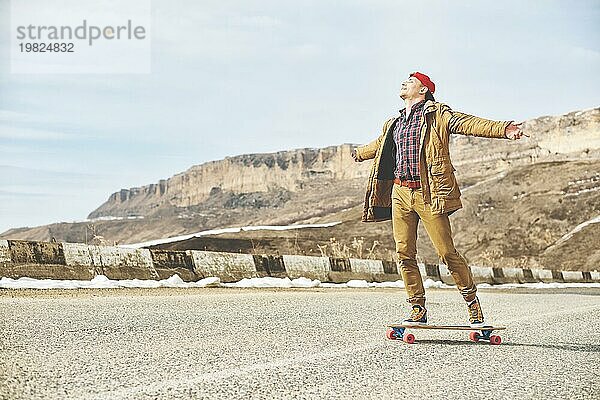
[0,0,599,234]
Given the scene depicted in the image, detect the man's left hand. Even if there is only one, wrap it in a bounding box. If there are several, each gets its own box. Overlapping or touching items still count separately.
[505,122,528,140]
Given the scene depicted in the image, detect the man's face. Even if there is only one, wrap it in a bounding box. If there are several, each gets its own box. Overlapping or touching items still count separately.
[399,76,427,100]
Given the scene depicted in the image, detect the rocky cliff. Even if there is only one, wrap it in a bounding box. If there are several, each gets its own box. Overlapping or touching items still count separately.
[89,144,370,219]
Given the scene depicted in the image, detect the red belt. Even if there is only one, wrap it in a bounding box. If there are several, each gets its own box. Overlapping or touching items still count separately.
[394,178,421,189]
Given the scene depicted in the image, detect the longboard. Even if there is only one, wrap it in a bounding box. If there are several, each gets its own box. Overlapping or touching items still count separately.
[386,323,507,345]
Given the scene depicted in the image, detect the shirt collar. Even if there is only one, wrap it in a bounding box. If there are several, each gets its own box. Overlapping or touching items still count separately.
[399,99,426,116]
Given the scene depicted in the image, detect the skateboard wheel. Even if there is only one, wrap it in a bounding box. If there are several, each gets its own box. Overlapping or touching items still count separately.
[489,335,502,345]
[469,331,480,342]
[403,333,415,344]
[386,327,400,340]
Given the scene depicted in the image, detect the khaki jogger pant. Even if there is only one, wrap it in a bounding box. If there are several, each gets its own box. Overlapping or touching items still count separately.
[391,183,477,306]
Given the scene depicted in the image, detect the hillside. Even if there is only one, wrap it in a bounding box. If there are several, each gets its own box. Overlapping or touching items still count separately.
[150,159,599,271]
[2,107,599,270]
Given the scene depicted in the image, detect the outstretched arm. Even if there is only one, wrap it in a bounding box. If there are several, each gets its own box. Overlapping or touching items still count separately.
[447,110,511,139]
[352,118,396,162]
[442,105,528,140]
[352,134,384,162]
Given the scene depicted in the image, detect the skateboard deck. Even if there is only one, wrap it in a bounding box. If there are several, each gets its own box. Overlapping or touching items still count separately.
[386,323,506,344]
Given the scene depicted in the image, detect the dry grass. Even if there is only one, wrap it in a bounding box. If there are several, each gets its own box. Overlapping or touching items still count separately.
[316,237,382,259]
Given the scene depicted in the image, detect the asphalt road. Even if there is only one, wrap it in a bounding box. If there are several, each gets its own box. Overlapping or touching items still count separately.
[1,287,599,400]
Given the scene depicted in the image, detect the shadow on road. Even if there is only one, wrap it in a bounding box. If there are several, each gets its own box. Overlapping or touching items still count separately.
[414,339,600,353]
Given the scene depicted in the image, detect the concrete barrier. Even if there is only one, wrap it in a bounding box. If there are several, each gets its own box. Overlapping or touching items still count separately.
[191,250,257,282]
[282,255,330,281]
[62,242,101,277]
[470,266,495,284]
[9,240,65,265]
[590,271,600,282]
[562,271,584,283]
[582,271,592,282]
[253,254,286,278]
[438,264,454,285]
[2,240,90,280]
[418,263,427,279]
[379,260,402,282]
[496,267,525,284]
[491,267,516,284]
[62,242,94,267]
[531,268,554,283]
[350,258,384,274]
[91,246,158,280]
[328,257,351,283]
[149,250,198,282]
[382,260,399,275]
[327,257,383,282]
[0,240,10,265]
[418,263,441,282]
[349,258,384,281]
[521,269,537,283]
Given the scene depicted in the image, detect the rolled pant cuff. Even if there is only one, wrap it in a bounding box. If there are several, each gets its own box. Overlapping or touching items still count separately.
[460,288,477,303]
[406,296,426,306]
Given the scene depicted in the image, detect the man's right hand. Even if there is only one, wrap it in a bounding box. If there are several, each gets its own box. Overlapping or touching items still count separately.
[351,148,360,162]
[505,122,528,140]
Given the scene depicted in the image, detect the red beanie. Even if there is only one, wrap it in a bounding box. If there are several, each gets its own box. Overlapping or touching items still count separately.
[410,72,435,94]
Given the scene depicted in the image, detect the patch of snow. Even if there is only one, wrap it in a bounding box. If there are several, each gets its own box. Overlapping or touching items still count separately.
[371,280,405,288]
[564,186,600,197]
[423,278,451,288]
[222,277,292,288]
[486,282,600,289]
[1,276,597,290]
[346,279,370,288]
[69,215,145,224]
[121,221,343,249]
[545,215,600,252]
[0,275,220,289]
[319,282,348,288]
[222,276,321,288]
[290,277,321,288]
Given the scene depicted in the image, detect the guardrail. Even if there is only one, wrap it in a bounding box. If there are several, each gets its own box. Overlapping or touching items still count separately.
[0,239,598,284]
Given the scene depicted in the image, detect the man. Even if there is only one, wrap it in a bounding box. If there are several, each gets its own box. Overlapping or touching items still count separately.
[351,72,525,327]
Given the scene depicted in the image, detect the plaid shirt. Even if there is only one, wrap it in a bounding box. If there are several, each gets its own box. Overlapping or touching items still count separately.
[394,100,425,188]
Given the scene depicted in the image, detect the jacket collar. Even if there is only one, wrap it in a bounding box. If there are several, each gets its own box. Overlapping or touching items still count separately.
[423,99,437,114]
[396,99,437,120]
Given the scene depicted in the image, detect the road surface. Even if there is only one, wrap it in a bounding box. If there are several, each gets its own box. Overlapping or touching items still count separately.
[1,287,599,399]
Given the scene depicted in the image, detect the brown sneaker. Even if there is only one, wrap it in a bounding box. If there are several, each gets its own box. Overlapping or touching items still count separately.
[467,297,485,328]
[403,304,428,325]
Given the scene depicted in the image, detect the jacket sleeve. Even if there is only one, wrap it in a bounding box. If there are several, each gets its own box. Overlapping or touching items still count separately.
[442,105,511,139]
[355,118,395,161]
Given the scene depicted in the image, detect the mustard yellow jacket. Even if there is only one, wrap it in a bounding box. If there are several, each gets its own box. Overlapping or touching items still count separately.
[356,100,511,222]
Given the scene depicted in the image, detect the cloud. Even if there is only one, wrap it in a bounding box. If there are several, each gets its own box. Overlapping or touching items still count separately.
[0,109,86,141]
[228,15,284,29]
[0,144,54,154]
[0,110,30,122]
[0,125,77,141]
[570,46,600,61]
[287,43,324,59]
[0,165,96,182]
[0,189,55,198]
